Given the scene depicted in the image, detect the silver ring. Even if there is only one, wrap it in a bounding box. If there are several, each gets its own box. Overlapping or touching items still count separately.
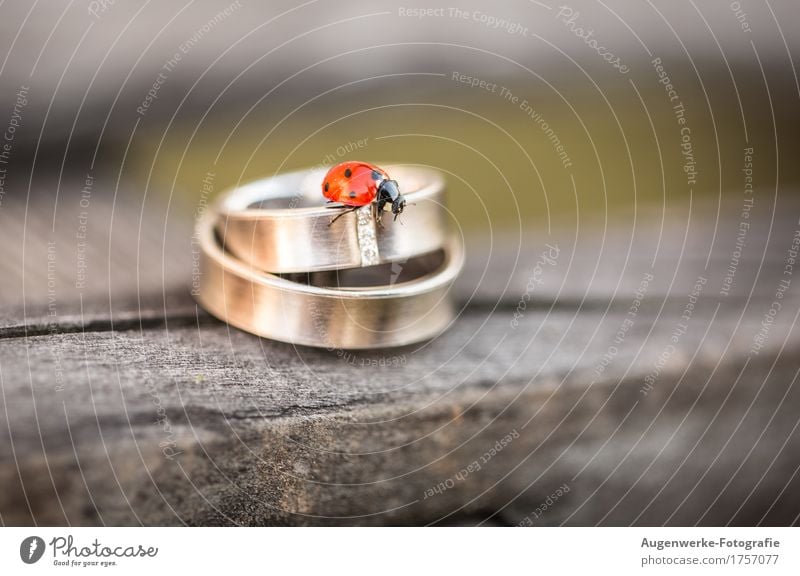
[215,165,447,273]
[195,208,464,349]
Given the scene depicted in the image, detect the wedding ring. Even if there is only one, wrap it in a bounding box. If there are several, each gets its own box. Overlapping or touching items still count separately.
[215,166,447,273]
[194,208,464,349]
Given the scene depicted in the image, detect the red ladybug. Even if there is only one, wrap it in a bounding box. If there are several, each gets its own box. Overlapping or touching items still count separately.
[322,161,406,223]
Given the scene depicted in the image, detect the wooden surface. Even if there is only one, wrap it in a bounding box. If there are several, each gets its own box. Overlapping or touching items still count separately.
[1,169,800,526]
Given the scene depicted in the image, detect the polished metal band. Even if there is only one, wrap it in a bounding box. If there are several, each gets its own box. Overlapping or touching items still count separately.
[195,209,464,349]
[215,166,447,273]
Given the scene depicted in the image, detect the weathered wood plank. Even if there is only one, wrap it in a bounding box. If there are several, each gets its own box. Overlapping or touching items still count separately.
[1,292,799,525]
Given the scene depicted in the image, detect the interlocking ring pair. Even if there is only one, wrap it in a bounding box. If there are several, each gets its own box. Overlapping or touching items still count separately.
[194,164,464,349]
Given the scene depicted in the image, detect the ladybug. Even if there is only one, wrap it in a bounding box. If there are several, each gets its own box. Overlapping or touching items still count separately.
[322,161,406,224]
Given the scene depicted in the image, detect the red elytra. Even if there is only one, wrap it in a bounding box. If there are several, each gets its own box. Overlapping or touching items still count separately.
[322,161,389,206]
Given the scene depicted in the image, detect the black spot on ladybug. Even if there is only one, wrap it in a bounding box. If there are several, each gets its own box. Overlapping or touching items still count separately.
[344,168,352,178]
[324,182,329,192]
[371,170,381,180]
[349,191,357,198]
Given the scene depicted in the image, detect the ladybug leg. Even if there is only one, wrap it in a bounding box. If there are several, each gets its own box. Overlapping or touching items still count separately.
[375,198,389,226]
[328,206,359,226]
[372,203,389,229]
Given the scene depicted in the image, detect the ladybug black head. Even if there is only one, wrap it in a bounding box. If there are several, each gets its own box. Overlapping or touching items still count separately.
[377,179,406,220]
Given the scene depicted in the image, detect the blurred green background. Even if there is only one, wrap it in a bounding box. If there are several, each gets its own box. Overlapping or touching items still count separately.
[136,66,797,231]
